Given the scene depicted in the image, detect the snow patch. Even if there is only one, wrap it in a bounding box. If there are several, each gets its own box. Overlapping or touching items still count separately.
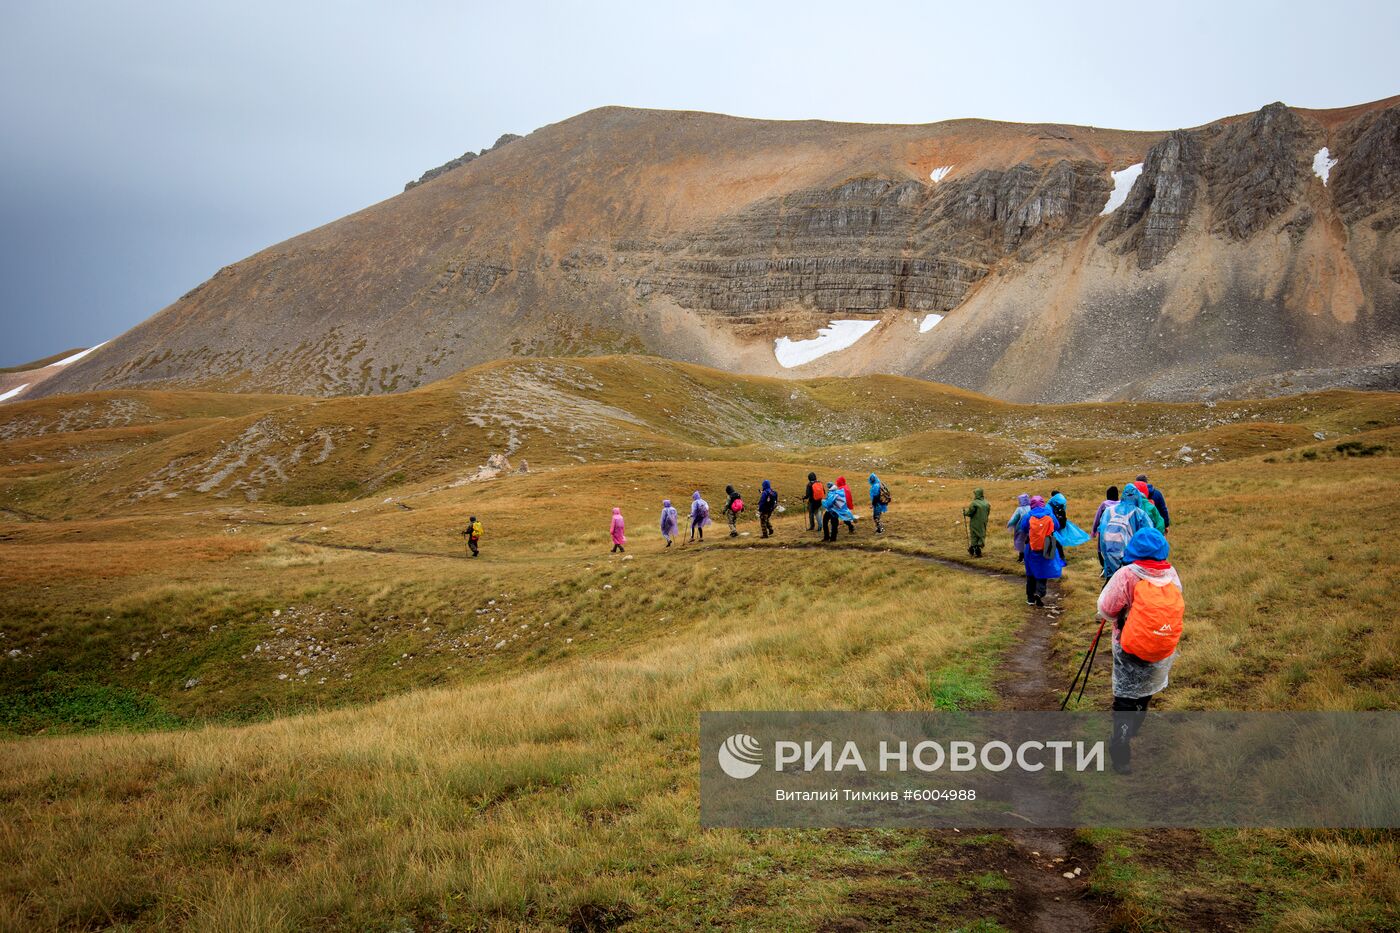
[0,384,30,403]
[928,165,954,184]
[774,320,879,368]
[919,313,944,333]
[1100,162,1143,215]
[53,341,108,367]
[1312,147,1338,185]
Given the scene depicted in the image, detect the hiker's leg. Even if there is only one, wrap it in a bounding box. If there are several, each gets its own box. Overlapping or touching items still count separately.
[1110,695,1150,771]
[1117,694,1150,735]
[1026,570,1037,603]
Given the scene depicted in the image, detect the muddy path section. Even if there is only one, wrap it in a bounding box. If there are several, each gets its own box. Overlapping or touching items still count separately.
[992,582,1118,932]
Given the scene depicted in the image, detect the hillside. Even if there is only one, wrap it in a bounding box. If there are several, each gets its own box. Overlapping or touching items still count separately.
[5,356,1398,520]
[2,358,1397,930]
[27,96,1400,404]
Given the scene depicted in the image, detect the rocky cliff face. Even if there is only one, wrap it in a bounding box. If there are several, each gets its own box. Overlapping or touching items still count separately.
[623,160,1109,320]
[32,97,1400,404]
[1099,130,1201,268]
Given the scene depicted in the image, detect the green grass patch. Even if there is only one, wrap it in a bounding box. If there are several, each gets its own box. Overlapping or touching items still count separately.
[928,666,995,710]
[0,675,182,735]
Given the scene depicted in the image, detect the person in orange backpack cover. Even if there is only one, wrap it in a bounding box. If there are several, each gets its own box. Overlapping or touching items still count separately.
[1017,495,1062,606]
[802,472,824,531]
[1095,527,1182,772]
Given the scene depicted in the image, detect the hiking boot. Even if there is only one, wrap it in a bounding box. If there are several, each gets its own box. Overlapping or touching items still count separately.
[1026,598,1036,605]
[1034,597,1045,608]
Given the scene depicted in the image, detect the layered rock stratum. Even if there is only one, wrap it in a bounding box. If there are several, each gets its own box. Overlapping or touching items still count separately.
[34,97,1400,402]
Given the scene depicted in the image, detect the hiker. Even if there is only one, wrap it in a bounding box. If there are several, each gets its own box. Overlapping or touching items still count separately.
[660,499,679,548]
[1049,491,1092,549]
[821,482,856,541]
[1007,493,1030,562]
[757,480,778,538]
[1018,495,1063,606]
[962,487,990,558]
[1135,474,1171,533]
[869,473,890,534]
[1099,484,1152,579]
[609,507,626,553]
[462,515,483,558]
[689,491,711,543]
[802,472,823,531]
[1090,486,1120,573]
[725,485,744,537]
[835,476,855,518]
[1132,480,1167,532]
[1095,527,1183,772]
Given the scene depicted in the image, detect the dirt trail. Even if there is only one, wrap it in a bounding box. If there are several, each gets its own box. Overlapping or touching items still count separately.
[993,583,1115,932]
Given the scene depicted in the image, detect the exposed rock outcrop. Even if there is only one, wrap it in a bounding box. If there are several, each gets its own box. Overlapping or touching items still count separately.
[626,161,1108,317]
[1332,103,1400,222]
[405,132,521,190]
[1204,102,1310,240]
[1099,131,1201,268]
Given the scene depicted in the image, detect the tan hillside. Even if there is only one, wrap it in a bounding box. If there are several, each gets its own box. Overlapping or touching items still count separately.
[2,357,1397,930]
[27,96,1400,404]
[5,356,1397,519]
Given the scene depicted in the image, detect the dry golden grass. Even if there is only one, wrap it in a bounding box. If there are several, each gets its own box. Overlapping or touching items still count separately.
[2,555,1016,931]
[1,357,1397,930]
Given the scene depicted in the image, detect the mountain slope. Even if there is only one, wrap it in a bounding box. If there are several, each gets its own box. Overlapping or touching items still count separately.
[34,97,1400,402]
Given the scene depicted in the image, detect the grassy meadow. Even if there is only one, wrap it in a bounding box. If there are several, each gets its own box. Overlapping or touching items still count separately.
[0,356,1396,931]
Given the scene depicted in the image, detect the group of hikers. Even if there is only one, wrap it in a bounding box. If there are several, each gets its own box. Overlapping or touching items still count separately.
[977,474,1179,770]
[467,471,1181,770]
[616,473,892,552]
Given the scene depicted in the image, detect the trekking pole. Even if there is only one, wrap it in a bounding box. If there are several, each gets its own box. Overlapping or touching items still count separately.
[1060,617,1108,710]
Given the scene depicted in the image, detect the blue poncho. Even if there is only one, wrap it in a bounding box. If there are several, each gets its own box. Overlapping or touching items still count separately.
[868,473,886,516]
[1049,492,1091,547]
[1018,505,1065,579]
[821,486,855,521]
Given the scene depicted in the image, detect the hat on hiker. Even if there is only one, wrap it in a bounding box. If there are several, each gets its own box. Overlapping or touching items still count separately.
[1124,528,1170,562]
[1029,495,1045,508]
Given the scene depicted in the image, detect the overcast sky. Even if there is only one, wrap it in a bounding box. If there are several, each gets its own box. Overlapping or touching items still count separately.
[1,0,1396,365]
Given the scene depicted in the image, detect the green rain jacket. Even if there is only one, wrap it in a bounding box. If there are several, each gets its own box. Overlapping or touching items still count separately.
[963,488,991,547]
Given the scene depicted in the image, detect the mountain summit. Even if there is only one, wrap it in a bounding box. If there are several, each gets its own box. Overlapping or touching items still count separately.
[36,97,1400,402]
